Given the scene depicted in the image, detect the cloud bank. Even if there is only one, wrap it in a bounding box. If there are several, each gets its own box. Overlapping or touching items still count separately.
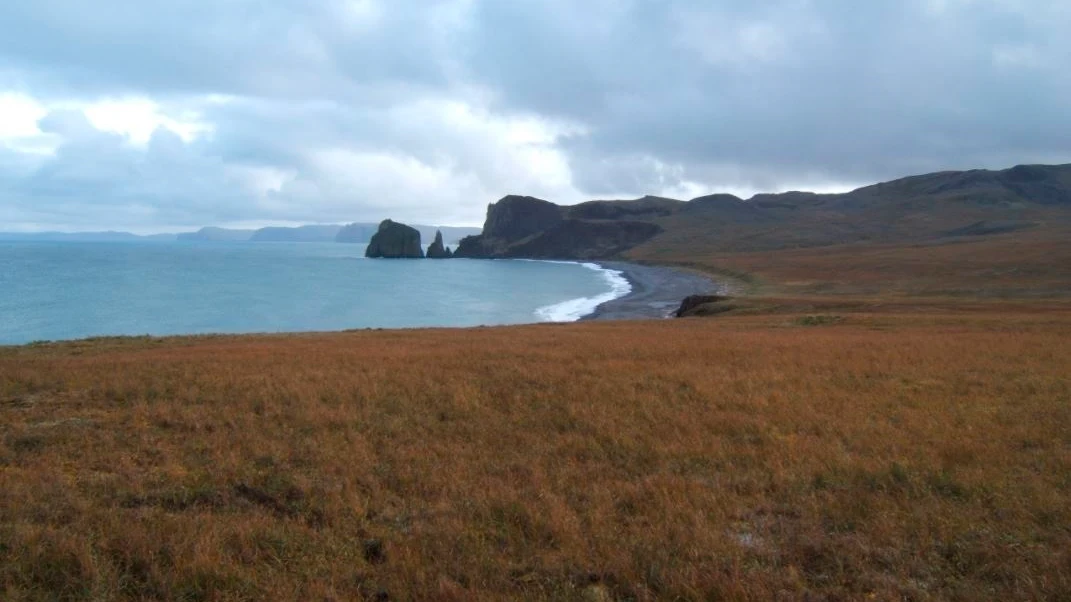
[1,0,1068,231]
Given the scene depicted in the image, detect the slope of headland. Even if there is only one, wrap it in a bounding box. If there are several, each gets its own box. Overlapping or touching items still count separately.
[456,163,1071,299]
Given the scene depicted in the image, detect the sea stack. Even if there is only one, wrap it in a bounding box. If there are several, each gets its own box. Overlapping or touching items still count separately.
[365,219,424,258]
[426,230,453,258]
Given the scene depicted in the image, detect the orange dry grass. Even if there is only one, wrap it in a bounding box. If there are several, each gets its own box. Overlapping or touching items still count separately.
[628,227,1071,297]
[2,310,1070,600]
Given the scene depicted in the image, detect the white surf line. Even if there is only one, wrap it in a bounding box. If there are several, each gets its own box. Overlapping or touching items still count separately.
[532,262,632,323]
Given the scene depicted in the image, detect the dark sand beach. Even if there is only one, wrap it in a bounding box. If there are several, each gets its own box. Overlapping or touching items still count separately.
[584,261,729,320]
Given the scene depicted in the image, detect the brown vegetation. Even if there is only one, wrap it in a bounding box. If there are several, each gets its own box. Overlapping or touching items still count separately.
[628,225,1071,298]
[459,164,1071,296]
[3,306,1070,600]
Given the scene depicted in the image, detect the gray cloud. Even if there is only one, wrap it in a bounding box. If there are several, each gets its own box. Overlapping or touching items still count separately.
[3,111,252,229]
[0,1,464,99]
[1,0,1069,231]
[468,0,1071,190]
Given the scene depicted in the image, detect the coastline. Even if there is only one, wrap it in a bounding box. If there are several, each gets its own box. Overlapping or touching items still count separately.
[581,261,727,321]
[0,252,725,346]
[531,261,632,322]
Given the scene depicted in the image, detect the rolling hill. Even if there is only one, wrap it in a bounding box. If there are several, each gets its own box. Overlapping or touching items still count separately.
[455,163,1071,296]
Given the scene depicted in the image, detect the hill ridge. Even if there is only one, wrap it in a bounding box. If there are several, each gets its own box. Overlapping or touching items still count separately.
[454,163,1071,260]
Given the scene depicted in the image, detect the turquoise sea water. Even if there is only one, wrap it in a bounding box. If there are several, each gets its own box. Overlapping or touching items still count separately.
[0,241,629,345]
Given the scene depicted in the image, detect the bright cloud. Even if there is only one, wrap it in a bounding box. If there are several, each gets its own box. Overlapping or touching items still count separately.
[82,98,213,144]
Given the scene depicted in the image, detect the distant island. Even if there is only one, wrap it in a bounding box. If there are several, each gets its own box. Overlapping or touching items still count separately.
[0,231,180,243]
[0,223,481,245]
[174,222,481,245]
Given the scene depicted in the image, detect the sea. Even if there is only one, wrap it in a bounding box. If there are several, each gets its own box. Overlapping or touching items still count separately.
[0,241,631,346]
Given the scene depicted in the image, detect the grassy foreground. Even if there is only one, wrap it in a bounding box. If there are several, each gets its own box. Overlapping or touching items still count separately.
[2,306,1070,600]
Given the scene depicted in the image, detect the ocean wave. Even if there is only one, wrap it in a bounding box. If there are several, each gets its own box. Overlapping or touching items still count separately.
[534,262,632,322]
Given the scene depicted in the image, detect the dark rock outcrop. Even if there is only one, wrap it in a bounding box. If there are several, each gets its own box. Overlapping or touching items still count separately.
[365,220,424,258]
[675,295,732,318]
[426,230,453,258]
[453,195,663,259]
[483,195,564,240]
[454,234,490,258]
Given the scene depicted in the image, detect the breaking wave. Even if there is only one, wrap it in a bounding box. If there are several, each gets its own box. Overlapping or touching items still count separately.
[534,262,632,322]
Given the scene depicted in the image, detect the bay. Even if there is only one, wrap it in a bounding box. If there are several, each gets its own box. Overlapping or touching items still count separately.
[0,241,629,345]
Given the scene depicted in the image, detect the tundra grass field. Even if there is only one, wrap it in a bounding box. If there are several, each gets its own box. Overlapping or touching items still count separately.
[627,226,1071,298]
[2,303,1070,600]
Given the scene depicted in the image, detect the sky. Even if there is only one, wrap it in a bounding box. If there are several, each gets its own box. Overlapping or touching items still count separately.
[0,0,1068,232]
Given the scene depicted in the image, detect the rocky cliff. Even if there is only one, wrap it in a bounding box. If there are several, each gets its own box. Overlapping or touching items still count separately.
[426,230,453,258]
[365,220,424,258]
[483,195,564,239]
[455,163,1071,261]
[454,195,663,259]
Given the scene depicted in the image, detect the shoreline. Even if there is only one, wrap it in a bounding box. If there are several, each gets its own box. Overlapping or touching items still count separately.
[0,259,726,347]
[581,261,727,321]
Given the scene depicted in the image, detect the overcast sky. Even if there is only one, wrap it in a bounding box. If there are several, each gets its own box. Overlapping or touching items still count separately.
[1,0,1068,232]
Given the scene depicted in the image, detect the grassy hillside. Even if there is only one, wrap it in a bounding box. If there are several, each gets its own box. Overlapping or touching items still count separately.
[456,164,1071,297]
[3,308,1070,600]
[630,224,1071,297]
[640,164,1071,255]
